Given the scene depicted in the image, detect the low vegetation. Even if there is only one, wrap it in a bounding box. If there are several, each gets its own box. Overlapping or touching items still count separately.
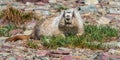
[41,25,118,49]
[0,6,38,26]
[85,25,118,42]
[27,40,39,49]
[56,5,68,12]
[0,24,16,37]
[0,11,4,19]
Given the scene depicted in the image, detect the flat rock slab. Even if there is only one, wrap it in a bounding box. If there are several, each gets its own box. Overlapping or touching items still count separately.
[100,52,120,60]
[0,37,8,46]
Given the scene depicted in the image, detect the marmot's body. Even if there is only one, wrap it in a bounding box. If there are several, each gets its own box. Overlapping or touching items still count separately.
[6,9,84,42]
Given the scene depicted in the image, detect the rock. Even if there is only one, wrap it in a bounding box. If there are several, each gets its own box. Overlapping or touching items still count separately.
[16,55,26,59]
[0,37,8,46]
[25,20,37,30]
[61,55,81,60]
[13,51,22,55]
[98,8,107,16]
[23,30,33,35]
[103,41,120,48]
[34,10,42,17]
[116,42,120,48]
[97,16,111,25]
[108,49,120,55]
[0,52,11,56]
[11,2,25,7]
[3,42,12,46]
[0,19,8,27]
[26,55,34,59]
[6,56,16,60]
[35,50,48,57]
[39,56,50,60]
[17,0,48,3]
[108,49,116,54]
[49,0,57,3]
[50,50,70,55]
[57,47,71,51]
[50,58,60,60]
[35,2,46,6]
[49,50,70,58]
[17,0,39,3]
[100,52,120,60]
[25,2,34,6]
[9,29,23,36]
[0,0,14,3]
[15,46,26,50]
[1,45,13,49]
[42,10,50,16]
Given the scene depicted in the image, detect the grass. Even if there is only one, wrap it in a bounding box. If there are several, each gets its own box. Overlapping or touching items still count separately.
[0,24,16,37]
[85,25,118,42]
[56,5,68,12]
[41,25,119,49]
[0,11,4,19]
[27,40,39,49]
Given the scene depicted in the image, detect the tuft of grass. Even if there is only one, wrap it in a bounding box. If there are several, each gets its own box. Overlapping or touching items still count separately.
[0,24,16,37]
[27,40,39,49]
[0,6,37,26]
[41,25,119,49]
[0,11,4,19]
[57,5,68,12]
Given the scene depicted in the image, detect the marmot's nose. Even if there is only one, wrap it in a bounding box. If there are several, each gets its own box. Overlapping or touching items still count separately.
[66,15,70,18]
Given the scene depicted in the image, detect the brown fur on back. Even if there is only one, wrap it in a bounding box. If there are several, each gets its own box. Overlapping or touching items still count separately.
[6,14,59,42]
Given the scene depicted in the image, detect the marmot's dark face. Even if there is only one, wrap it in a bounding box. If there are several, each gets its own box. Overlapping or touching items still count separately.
[63,10,74,26]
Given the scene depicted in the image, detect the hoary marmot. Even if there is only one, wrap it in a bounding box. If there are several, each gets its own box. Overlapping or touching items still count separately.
[6,8,84,42]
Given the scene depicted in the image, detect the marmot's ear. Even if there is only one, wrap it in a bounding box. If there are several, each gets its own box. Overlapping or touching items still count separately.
[63,11,65,18]
[73,11,75,17]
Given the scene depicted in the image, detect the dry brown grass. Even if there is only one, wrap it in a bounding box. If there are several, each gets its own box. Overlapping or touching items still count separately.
[1,6,38,26]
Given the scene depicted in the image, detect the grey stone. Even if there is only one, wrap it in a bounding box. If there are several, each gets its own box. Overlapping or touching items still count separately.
[23,30,33,35]
[97,16,111,25]
[0,37,8,46]
[25,20,37,30]
[0,52,11,56]
[39,56,50,60]
[49,0,57,3]
[6,56,16,60]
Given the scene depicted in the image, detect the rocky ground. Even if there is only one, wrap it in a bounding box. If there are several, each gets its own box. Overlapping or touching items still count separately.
[0,37,102,60]
[0,37,120,60]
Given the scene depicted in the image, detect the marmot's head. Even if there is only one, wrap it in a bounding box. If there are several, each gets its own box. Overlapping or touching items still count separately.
[63,9,74,26]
